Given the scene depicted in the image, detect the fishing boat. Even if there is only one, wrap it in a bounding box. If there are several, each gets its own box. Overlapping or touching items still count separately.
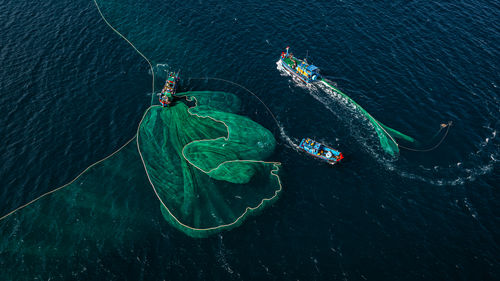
[279,47,320,83]
[159,71,180,107]
[299,138,343,165]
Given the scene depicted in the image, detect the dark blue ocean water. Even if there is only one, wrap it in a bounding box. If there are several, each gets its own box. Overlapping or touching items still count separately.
[1,0,499,280]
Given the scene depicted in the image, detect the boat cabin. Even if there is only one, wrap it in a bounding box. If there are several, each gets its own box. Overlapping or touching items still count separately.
[280,47,321,82]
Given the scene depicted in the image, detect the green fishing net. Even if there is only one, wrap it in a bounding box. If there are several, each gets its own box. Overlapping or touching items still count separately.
[0,92,282,270]
[321,79,415,156]
[137,91,281,238]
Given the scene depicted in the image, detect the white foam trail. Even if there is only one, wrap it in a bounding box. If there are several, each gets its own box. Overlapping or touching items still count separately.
[317,78,500,185]
[275,59,287,76]
[278,125,301,151]
[153,63,171,78]
[290,61,497,185]
[276,59,385,158]
[277,58,497,186]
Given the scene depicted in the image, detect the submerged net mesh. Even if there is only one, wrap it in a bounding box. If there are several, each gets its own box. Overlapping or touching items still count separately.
[0,1,283,276]
[0,90,282,255]
[137,91,282,238]
[321,79,415,156]
[0,139,162,278]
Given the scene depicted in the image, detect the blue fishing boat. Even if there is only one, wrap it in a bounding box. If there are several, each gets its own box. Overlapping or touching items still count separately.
[299,138,343,165]
[159,71,180,107]
[279,47,321,83]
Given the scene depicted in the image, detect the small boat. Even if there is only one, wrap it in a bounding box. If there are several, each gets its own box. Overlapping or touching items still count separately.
[279,47,321,83]
[299,138,343,165]
[159,71,180,107]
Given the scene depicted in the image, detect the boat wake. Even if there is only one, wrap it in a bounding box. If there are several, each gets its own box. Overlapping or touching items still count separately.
[394,126,498,186]
[152,63,171,79]
[277,60,498,186]
[319,81,498,186]
[278,125,301,152]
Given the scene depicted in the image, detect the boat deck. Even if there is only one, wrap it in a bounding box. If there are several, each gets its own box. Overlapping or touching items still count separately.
[299,138,343,164]
[283,57,299,67]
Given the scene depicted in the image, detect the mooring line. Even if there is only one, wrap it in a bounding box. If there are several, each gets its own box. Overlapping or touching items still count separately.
[398,121,453,152]
[92,0,156,104]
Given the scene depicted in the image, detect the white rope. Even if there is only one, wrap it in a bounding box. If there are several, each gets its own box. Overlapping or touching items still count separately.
[0,137,135,221]
[92,0,155,104]
[0,0,157,221]
[135,99,283,233]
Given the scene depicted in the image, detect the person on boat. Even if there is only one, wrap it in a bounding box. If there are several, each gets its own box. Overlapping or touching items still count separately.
[163,96,172,107]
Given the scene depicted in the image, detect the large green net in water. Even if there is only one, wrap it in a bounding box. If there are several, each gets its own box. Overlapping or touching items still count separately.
[321,79,415,156]
[137,91,282,238]
[0,91,282,268]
